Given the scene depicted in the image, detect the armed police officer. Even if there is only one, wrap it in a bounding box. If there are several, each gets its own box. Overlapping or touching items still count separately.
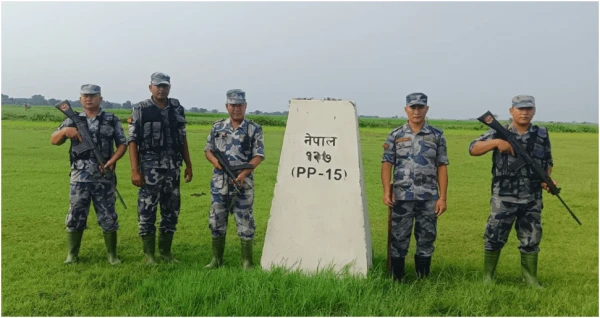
[204,89,265,270]
[51,84,127,265]
[381,92,449,281]
[469,95,553,287]
[128,72,193,264]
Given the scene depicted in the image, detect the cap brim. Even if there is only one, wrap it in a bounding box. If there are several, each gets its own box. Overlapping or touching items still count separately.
[227,99,246,104]
[407,101,427,106]
[80,90,99,95]
[152,81,171,86]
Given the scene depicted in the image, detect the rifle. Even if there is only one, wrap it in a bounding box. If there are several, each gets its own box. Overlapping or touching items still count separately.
[55,100,127,209]
[211,148,255,195]
[477,111,580,225]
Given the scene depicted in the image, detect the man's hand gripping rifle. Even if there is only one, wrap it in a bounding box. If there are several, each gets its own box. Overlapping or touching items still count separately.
[477,111,580,225]
[55,100,127,209]
[212,148,255,196]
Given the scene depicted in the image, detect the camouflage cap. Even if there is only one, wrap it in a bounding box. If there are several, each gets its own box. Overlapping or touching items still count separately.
[226,89,246,104]
[512,95,535,108]
[406,92,428,106]
[151,72,171,86]
[80,84,101,95]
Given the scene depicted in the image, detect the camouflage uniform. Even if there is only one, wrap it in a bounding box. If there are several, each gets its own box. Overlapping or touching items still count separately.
[470,95,551,286]
[128,96,187,236]
[470,121,552,254]
[382,92,449,280]
[204,117,265,240]
[58,108,126,232]
[382,122,449,258]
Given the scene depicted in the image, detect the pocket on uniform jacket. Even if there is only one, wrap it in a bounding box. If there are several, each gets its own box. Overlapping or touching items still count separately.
[396,141,412,157]
[422,140,438,158]
[214,133,231,150]
[151,122,162,147]
[394,176,411,189]
[533,143,545,159]
[498,179,518,196]
[175,114,187,137]
[99,125,114,137]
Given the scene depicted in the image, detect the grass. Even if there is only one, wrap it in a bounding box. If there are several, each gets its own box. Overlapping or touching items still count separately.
[1,117,598,316]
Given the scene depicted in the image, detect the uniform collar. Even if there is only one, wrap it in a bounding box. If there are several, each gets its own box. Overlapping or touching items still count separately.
[80,108,104,120]
[225,117,248,131]
[402,122,431,134]
[509,123,535,134]
[150,97,170,109]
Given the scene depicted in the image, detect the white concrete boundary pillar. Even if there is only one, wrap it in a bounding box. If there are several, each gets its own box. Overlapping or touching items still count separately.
[261,99,373,276]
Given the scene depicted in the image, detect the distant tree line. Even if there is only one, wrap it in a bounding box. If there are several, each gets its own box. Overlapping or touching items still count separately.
[1,93,289,116]
[2,93,134,110]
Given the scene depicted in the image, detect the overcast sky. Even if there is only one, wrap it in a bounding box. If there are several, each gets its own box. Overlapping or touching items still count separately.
[2,1,598,122]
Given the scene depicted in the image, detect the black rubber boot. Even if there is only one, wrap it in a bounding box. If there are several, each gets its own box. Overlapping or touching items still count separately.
[415,255,431,278]
[391,257,405,281]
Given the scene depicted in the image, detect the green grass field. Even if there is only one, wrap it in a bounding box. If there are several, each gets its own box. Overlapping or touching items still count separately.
[1,112,598,316]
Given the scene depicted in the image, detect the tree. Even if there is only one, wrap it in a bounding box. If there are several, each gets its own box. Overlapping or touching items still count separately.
[199,108,207,113]
[211,109,219,114]
[254,110,262,115]
[123,101,132,109]
[30,94,47,105]
[190,107,199,113]
[47,98,59,106]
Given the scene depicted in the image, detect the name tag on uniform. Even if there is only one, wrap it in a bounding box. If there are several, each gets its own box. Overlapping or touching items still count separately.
[395,137,411,143]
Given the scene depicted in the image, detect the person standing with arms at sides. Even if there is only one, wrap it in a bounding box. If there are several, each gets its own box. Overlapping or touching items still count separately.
[127,72,193,264]
[51,84,127,265]
[204,89,265,270]
[381,92,449,281]
[469,95,553,288]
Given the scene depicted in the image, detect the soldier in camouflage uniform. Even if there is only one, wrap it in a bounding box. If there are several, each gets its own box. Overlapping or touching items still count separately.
[381,92,449,281]
[50,84,127,265]
[204,89,265,270]
[469,95,554,287]
[128,72,193,264]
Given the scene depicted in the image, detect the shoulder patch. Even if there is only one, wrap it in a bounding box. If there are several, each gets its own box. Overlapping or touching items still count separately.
[383,143,390,149]
[127,116,133,124]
